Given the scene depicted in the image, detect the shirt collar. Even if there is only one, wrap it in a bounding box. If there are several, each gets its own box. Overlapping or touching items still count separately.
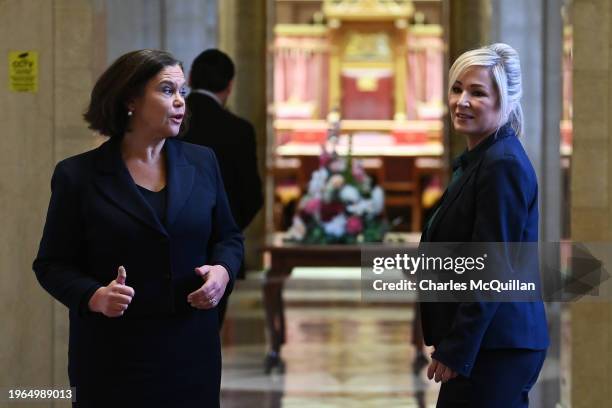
[190,88,223,106]
[452,123,515,171]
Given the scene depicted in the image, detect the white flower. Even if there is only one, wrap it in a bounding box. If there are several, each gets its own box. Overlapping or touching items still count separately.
[323,214,347,237]
[361,176,372,193]
[339,184,360,203]
[308,168,329,195]
[347,200,372,216]
[286,216,306,240]
[325,174,345,193]
[323,188,334,203]
[370,186,385,215]
[347,187,384,217]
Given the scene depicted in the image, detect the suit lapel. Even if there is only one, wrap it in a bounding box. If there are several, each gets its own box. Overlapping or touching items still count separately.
[424,126,515,241]
[426,160,481,240]
[165,139,195,228]
[94,138,168,236]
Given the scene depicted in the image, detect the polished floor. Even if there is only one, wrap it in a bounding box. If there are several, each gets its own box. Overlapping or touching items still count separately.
[220,269,562,408]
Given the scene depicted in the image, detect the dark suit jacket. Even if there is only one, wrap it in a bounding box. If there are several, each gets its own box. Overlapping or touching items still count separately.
[182,92,263,232]
[419,125,549,378]
[33,137,243,404]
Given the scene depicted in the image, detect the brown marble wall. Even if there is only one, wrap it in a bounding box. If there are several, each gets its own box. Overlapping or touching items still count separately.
[0,0,55,397]
[218,0,268,270]
[571,0,612,406]
[0,1,95,407]
[445,0,491,164]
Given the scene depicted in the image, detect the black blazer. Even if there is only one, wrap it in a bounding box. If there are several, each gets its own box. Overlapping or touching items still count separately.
[419,125,549,378]
[33,137,243,403]
[182,92,263,231]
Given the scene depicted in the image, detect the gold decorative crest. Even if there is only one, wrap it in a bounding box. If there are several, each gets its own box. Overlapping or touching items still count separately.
[323,0,414,21]
[344,31,392,61]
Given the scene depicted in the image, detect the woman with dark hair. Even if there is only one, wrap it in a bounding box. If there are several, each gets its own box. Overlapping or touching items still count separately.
[33,49,243,407]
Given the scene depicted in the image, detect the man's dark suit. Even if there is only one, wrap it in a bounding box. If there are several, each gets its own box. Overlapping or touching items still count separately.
[182,92,263,237]
[182,91,263,325]
[419,125,549,407]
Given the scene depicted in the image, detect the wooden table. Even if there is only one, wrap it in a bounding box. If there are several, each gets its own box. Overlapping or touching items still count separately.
[261,233,420,372]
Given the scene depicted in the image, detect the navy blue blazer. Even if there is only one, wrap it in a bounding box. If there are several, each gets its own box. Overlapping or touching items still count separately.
[419,125,549,378]
[33,137,243,402]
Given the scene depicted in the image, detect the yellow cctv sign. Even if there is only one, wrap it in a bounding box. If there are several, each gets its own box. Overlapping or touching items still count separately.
[9,51,38,93]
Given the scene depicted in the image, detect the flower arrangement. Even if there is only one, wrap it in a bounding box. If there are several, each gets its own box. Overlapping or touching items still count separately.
[285,136,387,244]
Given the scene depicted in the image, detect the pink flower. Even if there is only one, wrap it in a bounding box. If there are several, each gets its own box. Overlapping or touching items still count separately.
[329,158,346,173]
[346,216,363,235]
[352,162,365,177]
[319,151,332,167]
[352,161,368,184]
[353,172,366,184]
[302,197,321,215]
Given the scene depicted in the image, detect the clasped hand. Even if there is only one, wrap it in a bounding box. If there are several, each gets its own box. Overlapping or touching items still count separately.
[187,264,229,310]
[427,357,459,383]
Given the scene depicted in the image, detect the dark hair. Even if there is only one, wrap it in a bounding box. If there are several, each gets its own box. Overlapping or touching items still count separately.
[189,49,235,92]
[84,49,184,139]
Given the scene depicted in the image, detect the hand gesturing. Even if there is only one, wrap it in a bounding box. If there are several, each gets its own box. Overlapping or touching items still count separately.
[187,265,229,309]
[88,266,135,317]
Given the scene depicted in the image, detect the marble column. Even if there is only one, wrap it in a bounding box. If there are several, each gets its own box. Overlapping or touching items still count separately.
[571,0,612,406]
[490,0,563,243]
[0,1,96,407]
[489,2,564,406]
[444,0,491,169]
[218,0,267,270]
[52,5,97,407]
[94,0,218,76]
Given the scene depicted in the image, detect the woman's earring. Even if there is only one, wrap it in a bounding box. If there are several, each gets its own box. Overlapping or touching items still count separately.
[127,110,133,116]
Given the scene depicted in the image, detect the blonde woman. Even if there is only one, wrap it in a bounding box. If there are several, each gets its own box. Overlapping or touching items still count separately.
[419,43,548,407]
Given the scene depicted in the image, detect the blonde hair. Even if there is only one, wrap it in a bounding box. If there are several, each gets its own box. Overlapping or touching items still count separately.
[448,43,523,137]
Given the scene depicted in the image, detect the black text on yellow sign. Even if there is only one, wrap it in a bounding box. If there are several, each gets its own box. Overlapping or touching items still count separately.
[9,51,38,93]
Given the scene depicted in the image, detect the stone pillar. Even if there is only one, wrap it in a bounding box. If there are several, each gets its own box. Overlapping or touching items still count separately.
[394,21,408,121]
[489,2,563,406]
[328,25,342,113]
[0,1,95,407]
[490,0,563,244]
[95,0,218,75]
[1,0,55,398]
[52,5,97,407]
[218,0,267,270]
[162,0,218,73]
[99,0,163,61]
[444,0,491,166]
[570,0,612,406]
